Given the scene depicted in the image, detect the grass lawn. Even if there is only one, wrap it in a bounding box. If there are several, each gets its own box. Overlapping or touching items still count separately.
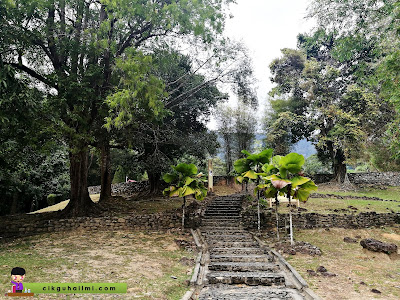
[278,227,400,300]
[0,230,195,299]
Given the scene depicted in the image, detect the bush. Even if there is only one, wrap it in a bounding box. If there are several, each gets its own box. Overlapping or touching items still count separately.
[47,194,63,206]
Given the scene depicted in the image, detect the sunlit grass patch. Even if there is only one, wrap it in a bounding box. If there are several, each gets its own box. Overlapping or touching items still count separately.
[0,230,195,299]
[277,227,400,300]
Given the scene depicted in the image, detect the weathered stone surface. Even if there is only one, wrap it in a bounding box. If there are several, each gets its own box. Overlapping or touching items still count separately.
[242,209,400,231]
[360,238,398,254]
[344,237,358,243]
[274,241,322,256]
[316,266,327,273]
[198,195,307,299]
[199,286,304,300]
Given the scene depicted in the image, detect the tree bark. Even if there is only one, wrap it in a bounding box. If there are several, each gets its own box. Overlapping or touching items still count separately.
[333,149,347,184]
[148,171,162,195]
[100,143,112,202]
[10,191,18,214]
[65,148,92,216]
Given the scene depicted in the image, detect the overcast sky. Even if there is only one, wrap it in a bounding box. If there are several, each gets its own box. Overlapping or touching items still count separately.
[214,0,316,119]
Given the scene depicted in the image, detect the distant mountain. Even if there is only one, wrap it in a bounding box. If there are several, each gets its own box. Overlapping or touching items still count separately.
[214,132,316,160]
[291,139,316,158]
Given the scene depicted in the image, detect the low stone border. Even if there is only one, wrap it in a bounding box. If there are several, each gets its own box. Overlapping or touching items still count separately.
[252,235,322,300]
[242,210,400,230]
[310,193,400,203]
[0,212,183,239]
[184,229,208,300]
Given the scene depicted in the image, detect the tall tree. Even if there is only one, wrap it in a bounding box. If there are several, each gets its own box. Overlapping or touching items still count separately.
[1,0,234,216]
[268,30,385,182]
[107,48,226,194]
[308,0,400,160]
[215,101,258,174]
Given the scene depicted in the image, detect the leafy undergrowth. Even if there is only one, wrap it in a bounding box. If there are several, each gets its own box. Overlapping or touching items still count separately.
[0,230,196,299]
[276,227,400,300]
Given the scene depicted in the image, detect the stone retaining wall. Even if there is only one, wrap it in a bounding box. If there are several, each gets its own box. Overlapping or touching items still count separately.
[347,172,400,186]
[88,177,238,195]
[0,211,185,239]
[312,172,400,186]
[242,210,400,230]
[88,181,149,195]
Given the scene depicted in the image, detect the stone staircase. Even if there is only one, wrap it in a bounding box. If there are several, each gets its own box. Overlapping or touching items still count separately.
[197,195,306,300]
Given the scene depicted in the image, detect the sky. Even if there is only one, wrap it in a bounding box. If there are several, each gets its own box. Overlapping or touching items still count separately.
[208,0,316,128]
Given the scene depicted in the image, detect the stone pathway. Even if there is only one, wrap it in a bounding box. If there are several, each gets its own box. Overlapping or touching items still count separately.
[197,195,308,300]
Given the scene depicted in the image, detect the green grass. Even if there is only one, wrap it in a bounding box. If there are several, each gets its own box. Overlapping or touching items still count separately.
[0,231,195,299]
[276,227,400,300]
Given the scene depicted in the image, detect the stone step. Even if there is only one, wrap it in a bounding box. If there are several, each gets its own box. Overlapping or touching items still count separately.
[202,218,241,222]
[201,229,247,234]
[205,234,253,240]
[208,241,259,248]
[207,237,254,243]
[203,214,241,217]
[210,254,273,263]
[204,214,241,217]
[208,262,279,272]
[198,286,305,300]
[209,247,265,255]
[209,200,242,205]
[204,209,240,215]
[201,222,241,227]
[201,226,243,231]
[203,215,241,222]
[207,271,286,286]
[207,205,241,208]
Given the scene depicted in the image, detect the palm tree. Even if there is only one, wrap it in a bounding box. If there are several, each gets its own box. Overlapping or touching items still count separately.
[234,149,274,230]
[257,153,318,244]
[163,163,207,230]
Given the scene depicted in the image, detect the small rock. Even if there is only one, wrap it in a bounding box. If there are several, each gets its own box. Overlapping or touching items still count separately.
[179,257,195,266]
[307,269,318,276]
[360,281,366,285]
[321,272,337,277]
[317,266,327,273]
[344,237,358,243]
[325,228,330,231]
[170,275,177,279]
[371,289,381,294]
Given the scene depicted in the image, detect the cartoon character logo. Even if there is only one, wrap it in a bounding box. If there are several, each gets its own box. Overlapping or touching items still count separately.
[11,267,25,293]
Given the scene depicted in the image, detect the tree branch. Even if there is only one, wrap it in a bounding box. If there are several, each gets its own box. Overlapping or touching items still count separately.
[3,62,57,89]
[116,22,152,56]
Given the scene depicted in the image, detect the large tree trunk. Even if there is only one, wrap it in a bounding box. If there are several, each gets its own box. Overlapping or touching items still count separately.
[223,133,232,174]
[333,149,346,184]
[148,171,162,195]
[65,148,93,216]
[100,143,112,202]
[327,141,347,184]
[10,191,18,214]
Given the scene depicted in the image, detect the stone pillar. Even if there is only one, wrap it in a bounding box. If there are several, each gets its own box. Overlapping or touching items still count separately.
[208,159,214,193]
